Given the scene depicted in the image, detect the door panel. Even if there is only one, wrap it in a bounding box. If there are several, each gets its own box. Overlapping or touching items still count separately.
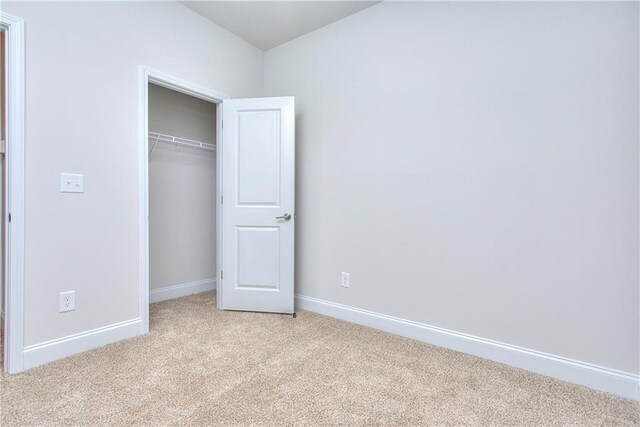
[237,110,281,205]
[221,97,294,313]
[237,227,280,290]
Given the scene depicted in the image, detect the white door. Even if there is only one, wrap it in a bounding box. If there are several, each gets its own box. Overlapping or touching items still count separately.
[221,97,295,313]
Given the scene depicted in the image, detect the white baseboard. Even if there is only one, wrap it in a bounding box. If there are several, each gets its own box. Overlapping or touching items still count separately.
[149,278,216,303]
[295,294,639,401]
[20,280,215,370]
[23,317,142,370]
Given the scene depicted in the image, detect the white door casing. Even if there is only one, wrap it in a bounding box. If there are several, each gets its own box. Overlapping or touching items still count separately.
[1,12,26,373]
[221,97,295,313]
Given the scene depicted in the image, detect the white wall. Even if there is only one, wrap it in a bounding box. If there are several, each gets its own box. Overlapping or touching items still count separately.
[265,2,639,374]
[148,84,216,291]
[2,1,263,347]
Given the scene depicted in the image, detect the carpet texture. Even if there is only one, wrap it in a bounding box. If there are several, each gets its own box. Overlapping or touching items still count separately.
[1,291,638,426]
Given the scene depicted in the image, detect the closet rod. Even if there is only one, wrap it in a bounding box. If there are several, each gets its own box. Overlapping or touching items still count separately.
[148,131,216,158]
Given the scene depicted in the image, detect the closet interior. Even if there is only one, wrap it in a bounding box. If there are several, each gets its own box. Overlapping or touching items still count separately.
[148,83,217,305]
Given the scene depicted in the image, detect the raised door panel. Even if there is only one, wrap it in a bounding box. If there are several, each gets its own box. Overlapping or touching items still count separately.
[237,110,281,206]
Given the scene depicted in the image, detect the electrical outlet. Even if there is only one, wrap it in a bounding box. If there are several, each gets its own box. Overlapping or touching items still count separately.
[59,291,75,313]
[341,272,350,288]
[60,173,84,193]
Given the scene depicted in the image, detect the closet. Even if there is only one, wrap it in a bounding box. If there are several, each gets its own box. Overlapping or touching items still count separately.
[148,83,217,303]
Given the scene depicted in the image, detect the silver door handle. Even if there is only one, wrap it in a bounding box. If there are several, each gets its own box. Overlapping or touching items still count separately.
[276,213,292,221]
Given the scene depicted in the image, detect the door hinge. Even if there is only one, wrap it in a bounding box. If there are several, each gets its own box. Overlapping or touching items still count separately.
[221,270,223,280]
[8,212,11,223]
[221,195,223,205]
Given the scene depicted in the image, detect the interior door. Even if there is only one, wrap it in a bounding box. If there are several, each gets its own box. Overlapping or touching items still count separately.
[221,97,295,313]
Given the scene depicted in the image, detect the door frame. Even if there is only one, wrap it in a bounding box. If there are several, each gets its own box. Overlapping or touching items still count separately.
[1,12,26,374]
[138,66,227,333]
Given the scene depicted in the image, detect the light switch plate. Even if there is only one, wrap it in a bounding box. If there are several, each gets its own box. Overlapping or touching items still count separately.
[60,173,84,193]
[59,290,75,313]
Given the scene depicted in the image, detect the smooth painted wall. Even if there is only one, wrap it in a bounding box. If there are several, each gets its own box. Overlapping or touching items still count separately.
[149,84,217,290]
[264,2,640,373]
[2,1,263,346]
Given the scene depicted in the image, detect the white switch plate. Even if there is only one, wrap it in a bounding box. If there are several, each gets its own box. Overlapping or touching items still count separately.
[60,173,84,193]
[59,290,75,313]
[341,272,350,288]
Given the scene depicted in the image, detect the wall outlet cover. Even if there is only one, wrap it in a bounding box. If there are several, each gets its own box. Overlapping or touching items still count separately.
[59,290,76,313]
[341,272,350,288]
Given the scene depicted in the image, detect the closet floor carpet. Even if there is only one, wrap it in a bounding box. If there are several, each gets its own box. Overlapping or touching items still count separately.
[1,291,638,426]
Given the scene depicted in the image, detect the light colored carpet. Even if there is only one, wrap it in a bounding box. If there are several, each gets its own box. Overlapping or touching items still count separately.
[1,291,638,426]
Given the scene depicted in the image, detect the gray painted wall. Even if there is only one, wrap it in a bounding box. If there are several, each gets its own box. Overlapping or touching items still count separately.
[148,84,217,291]
[265,2,639,373]
[2,1,263,347]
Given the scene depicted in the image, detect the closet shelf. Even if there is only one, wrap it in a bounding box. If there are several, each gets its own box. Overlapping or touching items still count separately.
[148,131,216,158]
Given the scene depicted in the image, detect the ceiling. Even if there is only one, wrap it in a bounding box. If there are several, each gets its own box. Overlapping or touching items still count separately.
[180,1,379,51]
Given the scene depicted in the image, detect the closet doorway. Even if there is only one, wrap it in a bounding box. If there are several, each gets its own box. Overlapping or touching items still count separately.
[139,68,225,333]
[139,67,296,334]
[147,84,218,305]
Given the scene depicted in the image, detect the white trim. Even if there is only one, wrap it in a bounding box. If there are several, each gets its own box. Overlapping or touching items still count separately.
[138,67,149,334]
[1,12,26,374]
[149,278,216,303]
[295,294,640,400]
[215,96,224,312]
[139,66,227,335]
[23,318,142,370]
